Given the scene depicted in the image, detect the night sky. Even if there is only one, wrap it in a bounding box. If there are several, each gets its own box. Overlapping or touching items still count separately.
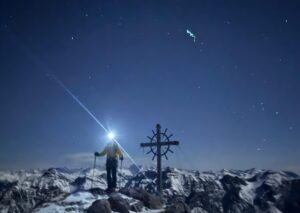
[1,1,299,173]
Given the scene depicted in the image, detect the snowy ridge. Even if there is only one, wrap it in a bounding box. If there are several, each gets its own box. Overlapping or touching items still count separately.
[0,167,299,213]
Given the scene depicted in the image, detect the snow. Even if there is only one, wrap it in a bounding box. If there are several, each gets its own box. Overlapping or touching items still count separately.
[239,180,262,204]
[64,191,106,209]
[34,203,66,213]
[265,172,284,186]
[33,191,106,213]
[64,191,94,203]
[1,167,299,213]
[0,172,18,182]
[0,170,41,183]
[120,168,133,176]
[169,174,185,194]
[34,190,161,213]
[0,209,8,213]
[268,205,283,213]
[137,210,164,213]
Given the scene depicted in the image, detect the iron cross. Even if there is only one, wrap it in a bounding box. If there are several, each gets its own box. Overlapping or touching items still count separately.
[140,124,179,193]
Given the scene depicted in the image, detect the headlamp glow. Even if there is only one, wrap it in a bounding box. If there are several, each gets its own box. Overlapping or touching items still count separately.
[107,132,115,140]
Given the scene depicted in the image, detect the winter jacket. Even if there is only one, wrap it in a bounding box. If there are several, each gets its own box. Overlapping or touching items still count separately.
[98,142,123,160]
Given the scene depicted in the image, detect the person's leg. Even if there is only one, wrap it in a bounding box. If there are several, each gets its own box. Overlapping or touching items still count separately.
[106,160,112,190]
[112,159,118,188]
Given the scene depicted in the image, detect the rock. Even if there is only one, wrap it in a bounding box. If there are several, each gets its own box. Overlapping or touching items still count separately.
[108,193,130,213]
[120,188,163,209]
[285,179,300,212]
[187,191,222,213]
[220,175,255,213]
[184,176,224,213]
[73,176,86,185]
[0,180,17,193]
[165,197,190,213]
[144,170,157,179]
[144,193,163,209]
[221,175,247,191]
[254,184,272,212]
[191,207,209,213]
[87,199,111,213]
[277,179,300,213]
[89,187,106,196]
[254,197,270,211]
[130,200,144,212]
[1,167,299,213]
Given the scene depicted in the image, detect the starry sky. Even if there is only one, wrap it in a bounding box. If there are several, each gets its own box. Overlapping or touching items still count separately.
[0,0,299,173]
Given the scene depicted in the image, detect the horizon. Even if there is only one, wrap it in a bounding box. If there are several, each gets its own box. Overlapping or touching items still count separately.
[1,163,300,177]
[1,155,300,176]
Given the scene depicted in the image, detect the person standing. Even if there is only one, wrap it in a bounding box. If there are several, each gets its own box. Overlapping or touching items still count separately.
[95,140,124,192]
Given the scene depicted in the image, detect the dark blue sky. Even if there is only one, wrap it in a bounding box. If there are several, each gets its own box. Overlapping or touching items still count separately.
[0,0,299,172]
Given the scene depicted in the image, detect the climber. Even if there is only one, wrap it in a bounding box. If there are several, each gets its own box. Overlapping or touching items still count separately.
[95,134,124,192]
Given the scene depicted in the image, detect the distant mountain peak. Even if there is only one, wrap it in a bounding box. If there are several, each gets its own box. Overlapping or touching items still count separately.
[0,167,299,213]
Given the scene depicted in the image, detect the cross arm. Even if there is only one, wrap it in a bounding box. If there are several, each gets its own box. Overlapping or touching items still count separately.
[140,141,179,147]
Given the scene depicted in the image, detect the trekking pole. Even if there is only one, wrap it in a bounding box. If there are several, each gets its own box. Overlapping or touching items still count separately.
[119,159,123,188]
[91,155,97,189]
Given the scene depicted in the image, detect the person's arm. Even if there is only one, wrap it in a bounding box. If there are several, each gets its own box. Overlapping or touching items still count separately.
[95,147,107,157]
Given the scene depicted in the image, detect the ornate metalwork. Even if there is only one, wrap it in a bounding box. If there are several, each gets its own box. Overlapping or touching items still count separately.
[140,124,179,193]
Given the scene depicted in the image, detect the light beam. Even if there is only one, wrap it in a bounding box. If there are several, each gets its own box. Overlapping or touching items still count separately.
[49,74,141,172]
[11,38,144,177]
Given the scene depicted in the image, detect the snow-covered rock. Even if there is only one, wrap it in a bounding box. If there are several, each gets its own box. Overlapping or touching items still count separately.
[0,166,299,213]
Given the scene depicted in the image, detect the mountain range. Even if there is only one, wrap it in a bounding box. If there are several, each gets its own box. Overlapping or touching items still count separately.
[0,166,299,213]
